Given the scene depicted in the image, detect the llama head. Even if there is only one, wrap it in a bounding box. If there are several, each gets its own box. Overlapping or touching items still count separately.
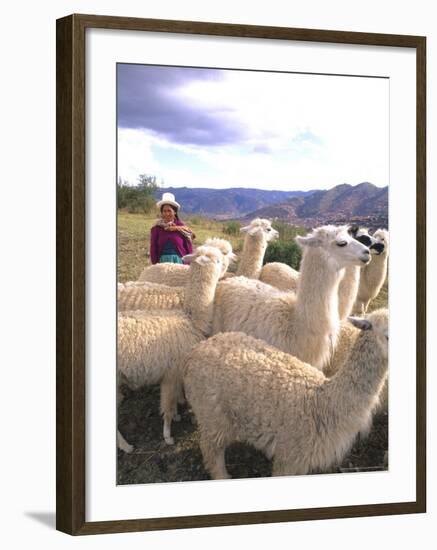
[348,308,389,360]
[296,225,371,269]
[204,238,237,275]
[240,218,279,245]
[370,229,389,256]
[183,245,225,281]
[348,225,377,249]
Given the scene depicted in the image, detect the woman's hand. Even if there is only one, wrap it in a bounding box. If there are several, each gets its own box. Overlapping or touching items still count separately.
[166,225,188,232]
[164,225,196,239]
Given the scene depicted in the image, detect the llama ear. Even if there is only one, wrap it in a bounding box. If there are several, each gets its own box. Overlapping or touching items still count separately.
[347,224,360,239]
[348,316,373,331]
[194,255,211,266]
[183,253,196,264]
[295,234,322,248]
[242,225,261,236]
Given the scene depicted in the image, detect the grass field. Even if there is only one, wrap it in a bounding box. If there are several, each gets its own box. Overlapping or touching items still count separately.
[117,210,388,484]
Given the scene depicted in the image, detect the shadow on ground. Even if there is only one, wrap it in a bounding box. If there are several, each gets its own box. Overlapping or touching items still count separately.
[25,512,56,529]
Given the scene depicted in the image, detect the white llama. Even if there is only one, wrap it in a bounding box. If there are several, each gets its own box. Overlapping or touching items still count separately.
[354,229,389,314]
[118,281,185,311]
[117,245,224,451]
[259,225,376,317]
[338,226,377,320]
[184,308,389,479]
[137,237,236,286]
[212,225,371,370]
[235,218,279,279]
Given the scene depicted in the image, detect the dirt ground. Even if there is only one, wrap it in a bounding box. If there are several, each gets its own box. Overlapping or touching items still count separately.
[117,383,388,485]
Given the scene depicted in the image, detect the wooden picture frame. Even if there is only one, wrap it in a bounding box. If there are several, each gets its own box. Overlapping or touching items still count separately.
[56,13,426,535]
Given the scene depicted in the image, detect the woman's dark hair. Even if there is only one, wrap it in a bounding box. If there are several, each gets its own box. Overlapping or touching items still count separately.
[160,203,179,220]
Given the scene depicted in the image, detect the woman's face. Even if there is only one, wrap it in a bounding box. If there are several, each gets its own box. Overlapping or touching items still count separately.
[161,205,176,222]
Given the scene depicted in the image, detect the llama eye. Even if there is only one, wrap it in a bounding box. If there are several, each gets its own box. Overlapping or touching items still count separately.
[267,228,272,232]
[337,241,347,247]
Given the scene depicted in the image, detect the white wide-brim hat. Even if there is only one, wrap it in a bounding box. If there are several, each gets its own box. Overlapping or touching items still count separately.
[156,192,180,210]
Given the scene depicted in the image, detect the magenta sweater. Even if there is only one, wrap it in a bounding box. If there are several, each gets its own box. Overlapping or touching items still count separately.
[150,219,193,264]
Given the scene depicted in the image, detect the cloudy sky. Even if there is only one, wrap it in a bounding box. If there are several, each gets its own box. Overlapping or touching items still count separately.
[117,64,389,191]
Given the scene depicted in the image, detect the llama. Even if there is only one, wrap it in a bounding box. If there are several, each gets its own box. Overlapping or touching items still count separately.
[118,281,185,311]
[137,237,236,286]
[139,217,281,290]
[236,218,279,279]
[325,319,389,416]
[184,308,388,479]
[117,245,224,450]
[338,226,377,320]
[354,229,389,315]
[259,262,300,292]
[212,225,371,370]
[259,225,376,316]
[117,238,234,313]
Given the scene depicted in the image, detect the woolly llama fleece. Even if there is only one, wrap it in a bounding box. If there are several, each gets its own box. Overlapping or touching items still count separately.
[117,245,225,451]
[137,237,237,286]
[212,225,371,371]
[184,309,389,479]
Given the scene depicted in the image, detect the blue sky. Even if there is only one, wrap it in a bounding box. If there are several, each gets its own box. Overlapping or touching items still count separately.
[117,64,389,191]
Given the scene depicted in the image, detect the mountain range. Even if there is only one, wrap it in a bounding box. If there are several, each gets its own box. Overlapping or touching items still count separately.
[242,182,388,228]
[155,187,315,219]
[156,182,388,228]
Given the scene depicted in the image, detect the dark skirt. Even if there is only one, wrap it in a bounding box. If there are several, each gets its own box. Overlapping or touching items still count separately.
[159,253,183,264]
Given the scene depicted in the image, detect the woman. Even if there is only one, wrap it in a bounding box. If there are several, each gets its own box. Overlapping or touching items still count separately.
[150,193,195,264]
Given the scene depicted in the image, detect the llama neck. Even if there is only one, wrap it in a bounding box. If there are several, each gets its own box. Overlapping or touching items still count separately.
[236,235,266,279]
[338,266,360,320]
[183,267,218,336]
[363,252,388,284]
[321,332,388,423]
[295,248,343,349]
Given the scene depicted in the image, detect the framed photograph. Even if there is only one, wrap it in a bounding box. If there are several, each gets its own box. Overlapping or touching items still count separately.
[56,14,426,535]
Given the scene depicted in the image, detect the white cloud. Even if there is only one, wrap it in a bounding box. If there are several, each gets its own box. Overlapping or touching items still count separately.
[117,128,161,185]
[119,70,389,191]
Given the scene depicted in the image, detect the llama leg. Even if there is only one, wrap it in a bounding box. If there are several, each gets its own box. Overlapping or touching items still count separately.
[177,378,186,406]
[199,433,230,480]
[173,376,185,421]
[272,457,291,476]
[117,430,134,454]
[162,418,174,445]
[160,371,179,445]
[272,459,286,477]
[272,456,307,476]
